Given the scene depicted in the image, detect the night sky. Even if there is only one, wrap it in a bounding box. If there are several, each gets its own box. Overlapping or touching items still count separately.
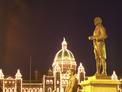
[0,0,122,79]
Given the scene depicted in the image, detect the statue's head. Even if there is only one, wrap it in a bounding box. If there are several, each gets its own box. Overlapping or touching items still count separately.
[94,17,102,26]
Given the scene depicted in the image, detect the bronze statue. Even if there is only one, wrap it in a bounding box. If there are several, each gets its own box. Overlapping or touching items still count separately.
[88,17,107,75]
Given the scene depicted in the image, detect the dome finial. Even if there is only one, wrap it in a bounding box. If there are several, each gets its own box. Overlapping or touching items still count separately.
[62,37,67,49]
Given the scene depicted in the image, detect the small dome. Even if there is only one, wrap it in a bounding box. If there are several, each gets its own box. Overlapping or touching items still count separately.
[54,38,75,62]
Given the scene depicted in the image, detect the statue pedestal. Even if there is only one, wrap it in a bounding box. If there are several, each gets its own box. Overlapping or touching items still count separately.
[80,75,121,92]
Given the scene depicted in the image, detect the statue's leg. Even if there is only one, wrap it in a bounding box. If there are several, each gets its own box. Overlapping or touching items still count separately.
[101,58,107,75]
[96,57,101,75]
[96,61,98,74]
[100,43,107,75]
[96,61,101,75]
[94,48,101,75]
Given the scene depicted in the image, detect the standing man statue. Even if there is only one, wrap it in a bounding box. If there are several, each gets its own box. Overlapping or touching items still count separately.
[88,17,107,75]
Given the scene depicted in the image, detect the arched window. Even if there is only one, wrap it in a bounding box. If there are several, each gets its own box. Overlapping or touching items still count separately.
[37,88,39,92]
[46,80,49,84]
[5,89,8,92]
[48,87,52,92]
[40,88,42,92]
[50,80,53,84]
[29,88,32,92]
[57,88,59,92]
[8,88,11,92]
[12,88,14,92]
[5,88,7,92]
[25,88,28,92]
[0,87,2,92]
[33,88,35,92]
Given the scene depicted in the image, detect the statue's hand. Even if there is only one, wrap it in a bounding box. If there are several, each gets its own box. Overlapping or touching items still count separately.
[88,36,94,40]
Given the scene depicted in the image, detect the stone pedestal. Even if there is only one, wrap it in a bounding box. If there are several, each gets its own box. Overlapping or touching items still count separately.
[80,75,121,92]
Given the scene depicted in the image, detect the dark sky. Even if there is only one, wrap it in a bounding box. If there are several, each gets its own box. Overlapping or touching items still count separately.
[0,0,122,79]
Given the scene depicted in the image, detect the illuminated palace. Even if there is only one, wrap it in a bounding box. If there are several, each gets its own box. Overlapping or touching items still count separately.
[0,38,86,92]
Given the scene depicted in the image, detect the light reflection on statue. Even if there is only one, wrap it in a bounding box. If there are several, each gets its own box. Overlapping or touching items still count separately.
[88,17,107,75]
[65,69,78,92]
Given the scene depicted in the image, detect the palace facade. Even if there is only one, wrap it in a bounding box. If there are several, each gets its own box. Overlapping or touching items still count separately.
[0,38,86,92]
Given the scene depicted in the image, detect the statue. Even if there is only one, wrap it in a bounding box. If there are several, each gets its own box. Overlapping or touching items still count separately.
[88,17,107,75]
[65,69,78,92]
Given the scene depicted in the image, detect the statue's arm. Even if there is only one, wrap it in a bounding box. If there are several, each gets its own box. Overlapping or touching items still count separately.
[88,32,96,40]
[90,26,107,41]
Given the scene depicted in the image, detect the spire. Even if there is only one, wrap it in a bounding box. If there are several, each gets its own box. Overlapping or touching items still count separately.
[78,63,85,71]
[48,68,53,76]
[62,37,67,49]
[0,69,4,79]
[53,62,61,76]
[15,69,22,79]
[78,63,86,82]
[111,70,118,80]
[55,62,61,72]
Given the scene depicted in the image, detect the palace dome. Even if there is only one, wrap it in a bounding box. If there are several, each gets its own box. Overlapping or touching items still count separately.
[52,38,76,70]
[54,48,75,61]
